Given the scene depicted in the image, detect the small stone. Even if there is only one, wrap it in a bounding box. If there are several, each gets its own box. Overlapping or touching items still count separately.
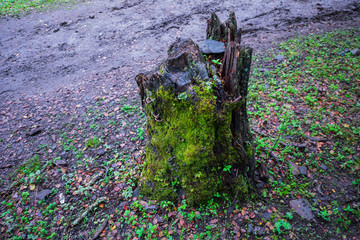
[92,195,97,200]
[97,149,105,156]
[256,181,265,188]
[27,128,42,137]
[320,164,327,170]
[36,189,52,201]
[247,223,255,234]
[118,201,127,210]
[289,162,300,176]
[145,204,159,212]
[12,192,19,199]
[139,200,148,207]
[350,49,360,56]
[197,39,225,54]
[55,160,67,166]
[338,49,349,56]
[261,212,272,220]
[133,187,140,198]
[274,55,285,61]
[299,166,307,175]
[257,226,265,236]
[155,215,165,223]
[289,198,315,220]
[59,193,65,204]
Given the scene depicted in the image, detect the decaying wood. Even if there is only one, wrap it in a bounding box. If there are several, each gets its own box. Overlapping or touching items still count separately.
[206,13,224,41]
[72,197,106,227]
[91,219,108,240]
[135,12,256,205]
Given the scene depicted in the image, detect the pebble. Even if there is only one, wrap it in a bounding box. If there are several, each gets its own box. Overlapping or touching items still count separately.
[350,49,359,56]
[247,223,255,234]
[261,212,272,220]
[36,189,52,200]
[118,201,127,210]
[289,161,300,176]
[12,192,19,199]
[132,187,140,197]
[299,166,307,175]
[97,148,105,156]
[338,49,349,56]
[256,181,265,188]
[274,55,285,61]
[197,39,225,54]
[289,198,315,220]
[55,160,67,166]
[145,204,159,212]
[320,164,327,170]
[59,193,65,204]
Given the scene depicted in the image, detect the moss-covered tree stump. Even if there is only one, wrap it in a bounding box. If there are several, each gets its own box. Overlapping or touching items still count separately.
[135,13,255,206]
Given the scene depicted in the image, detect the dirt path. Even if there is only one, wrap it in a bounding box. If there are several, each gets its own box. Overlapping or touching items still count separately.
[1,0,359,99]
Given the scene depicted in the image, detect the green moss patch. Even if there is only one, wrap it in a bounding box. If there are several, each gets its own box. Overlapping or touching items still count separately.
[141,81,249,205]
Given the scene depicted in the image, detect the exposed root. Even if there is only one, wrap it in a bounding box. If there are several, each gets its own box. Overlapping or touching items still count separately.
[71,197,107,227]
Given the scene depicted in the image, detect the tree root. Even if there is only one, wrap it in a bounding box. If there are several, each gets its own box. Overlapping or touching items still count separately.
[72,197,107,227]
[91,219,108,240]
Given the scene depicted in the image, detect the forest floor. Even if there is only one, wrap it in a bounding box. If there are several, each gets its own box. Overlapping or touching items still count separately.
[0,1,360,240]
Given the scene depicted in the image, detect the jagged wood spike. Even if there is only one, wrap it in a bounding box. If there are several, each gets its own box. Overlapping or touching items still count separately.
[206,13,225,41]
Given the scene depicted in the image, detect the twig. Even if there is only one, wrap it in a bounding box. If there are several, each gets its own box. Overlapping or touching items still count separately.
[86,171,104,187]
[0,164,13,169]
[279,141,307,149]
[62,207,75,239]
[231,96,242,104]
[305,136,327,142]
[91,219,108,240]
[317,184,326,197]
[146,96,152,104]
[259,147,280,163]
[102,166,109,179]
[252,128,269,137]
[269,151,280,163]
[72,197,106,226]
[151,111,162,122]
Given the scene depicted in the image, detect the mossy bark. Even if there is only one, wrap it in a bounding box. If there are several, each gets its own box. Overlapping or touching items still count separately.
[136,13,254,206]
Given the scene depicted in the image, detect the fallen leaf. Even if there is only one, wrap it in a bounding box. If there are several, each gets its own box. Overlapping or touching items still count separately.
[30,184,35,190]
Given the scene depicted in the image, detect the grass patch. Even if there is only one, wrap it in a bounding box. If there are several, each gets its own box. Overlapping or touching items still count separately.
[0,28,359,239]
[0,0,84,16]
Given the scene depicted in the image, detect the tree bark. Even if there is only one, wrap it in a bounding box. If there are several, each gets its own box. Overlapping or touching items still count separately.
[136,12,254,206]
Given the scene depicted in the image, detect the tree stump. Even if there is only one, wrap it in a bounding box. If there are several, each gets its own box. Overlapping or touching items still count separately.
[135,12,255,206]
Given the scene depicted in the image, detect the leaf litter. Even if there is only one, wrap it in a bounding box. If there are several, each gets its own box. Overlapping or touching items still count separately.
[0,29,359,240]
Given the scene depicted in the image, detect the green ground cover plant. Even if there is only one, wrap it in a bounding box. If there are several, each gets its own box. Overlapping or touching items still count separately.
[0,0,84,16]
[0,27,359,239]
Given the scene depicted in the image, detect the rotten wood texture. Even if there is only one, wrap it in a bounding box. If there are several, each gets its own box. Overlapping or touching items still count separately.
[91,219,108,240]
[206,13,224,41]
[135,12,256,204]
[214,12,255,181]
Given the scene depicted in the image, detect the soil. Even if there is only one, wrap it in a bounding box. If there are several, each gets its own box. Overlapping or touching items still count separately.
[0,0,360,239]
[1,0,360,98]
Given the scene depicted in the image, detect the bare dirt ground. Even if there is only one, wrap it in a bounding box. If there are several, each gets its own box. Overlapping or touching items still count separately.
[1,0,359,99]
